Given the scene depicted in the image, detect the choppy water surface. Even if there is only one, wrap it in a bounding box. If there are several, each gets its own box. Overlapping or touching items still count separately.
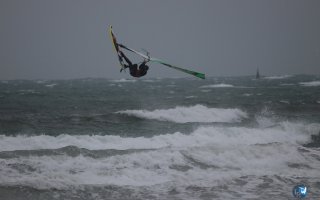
[0,75,319,199]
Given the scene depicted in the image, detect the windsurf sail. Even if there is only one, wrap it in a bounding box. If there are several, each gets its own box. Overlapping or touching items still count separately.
[109,26,205,79]
[109,26,125,70]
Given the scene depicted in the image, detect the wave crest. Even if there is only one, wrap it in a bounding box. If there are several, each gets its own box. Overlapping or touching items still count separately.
[116,105,247,123]
[299,81,320,87]
[200,84,234,88]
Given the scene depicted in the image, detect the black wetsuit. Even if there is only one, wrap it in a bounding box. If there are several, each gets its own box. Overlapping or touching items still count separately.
[120,51,149,77]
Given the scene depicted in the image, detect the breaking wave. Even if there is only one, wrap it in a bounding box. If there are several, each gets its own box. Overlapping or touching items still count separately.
[0,121,317,152]
[200,84,234,88]
[299,81,320,87]
[263,75,292,79]
[0,121,319,189]
[116,105,247,123]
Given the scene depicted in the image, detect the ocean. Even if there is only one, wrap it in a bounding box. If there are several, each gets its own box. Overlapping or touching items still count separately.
[0,75,319,200]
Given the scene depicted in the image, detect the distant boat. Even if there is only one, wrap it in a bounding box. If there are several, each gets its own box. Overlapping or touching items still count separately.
[256,68,260,79]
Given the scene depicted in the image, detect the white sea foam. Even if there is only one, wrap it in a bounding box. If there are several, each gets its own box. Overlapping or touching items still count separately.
[18,89,40,95]
[142,79,158,82]
[263,75,292,79]
[45,83,57,88]
[35,80,48,84]
[116,105,248,123]
[0,122,319,189]
[299,80,320,87]
[255,116,276,128]
[200,84,234,88]
[280,83,295,86]
[110,79,137,83]
[185,96,197,99]
[279,100,290,104]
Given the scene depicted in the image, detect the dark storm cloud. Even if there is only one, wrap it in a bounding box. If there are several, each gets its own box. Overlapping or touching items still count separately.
[0,0,319,80]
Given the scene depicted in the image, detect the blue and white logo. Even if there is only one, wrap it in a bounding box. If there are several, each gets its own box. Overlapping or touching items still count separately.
[292,184,308,199]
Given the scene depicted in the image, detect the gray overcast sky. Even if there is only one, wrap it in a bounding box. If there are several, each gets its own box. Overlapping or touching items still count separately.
[0,0,320,80]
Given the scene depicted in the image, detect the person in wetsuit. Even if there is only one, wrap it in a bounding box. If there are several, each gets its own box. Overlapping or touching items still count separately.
[120,51,149,78]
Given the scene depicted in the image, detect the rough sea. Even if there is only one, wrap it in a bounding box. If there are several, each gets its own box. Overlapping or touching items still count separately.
[0,75,319,200]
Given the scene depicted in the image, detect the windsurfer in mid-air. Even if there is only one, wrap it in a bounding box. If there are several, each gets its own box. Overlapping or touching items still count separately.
[119,50,150,78]
[109,26,205,79]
